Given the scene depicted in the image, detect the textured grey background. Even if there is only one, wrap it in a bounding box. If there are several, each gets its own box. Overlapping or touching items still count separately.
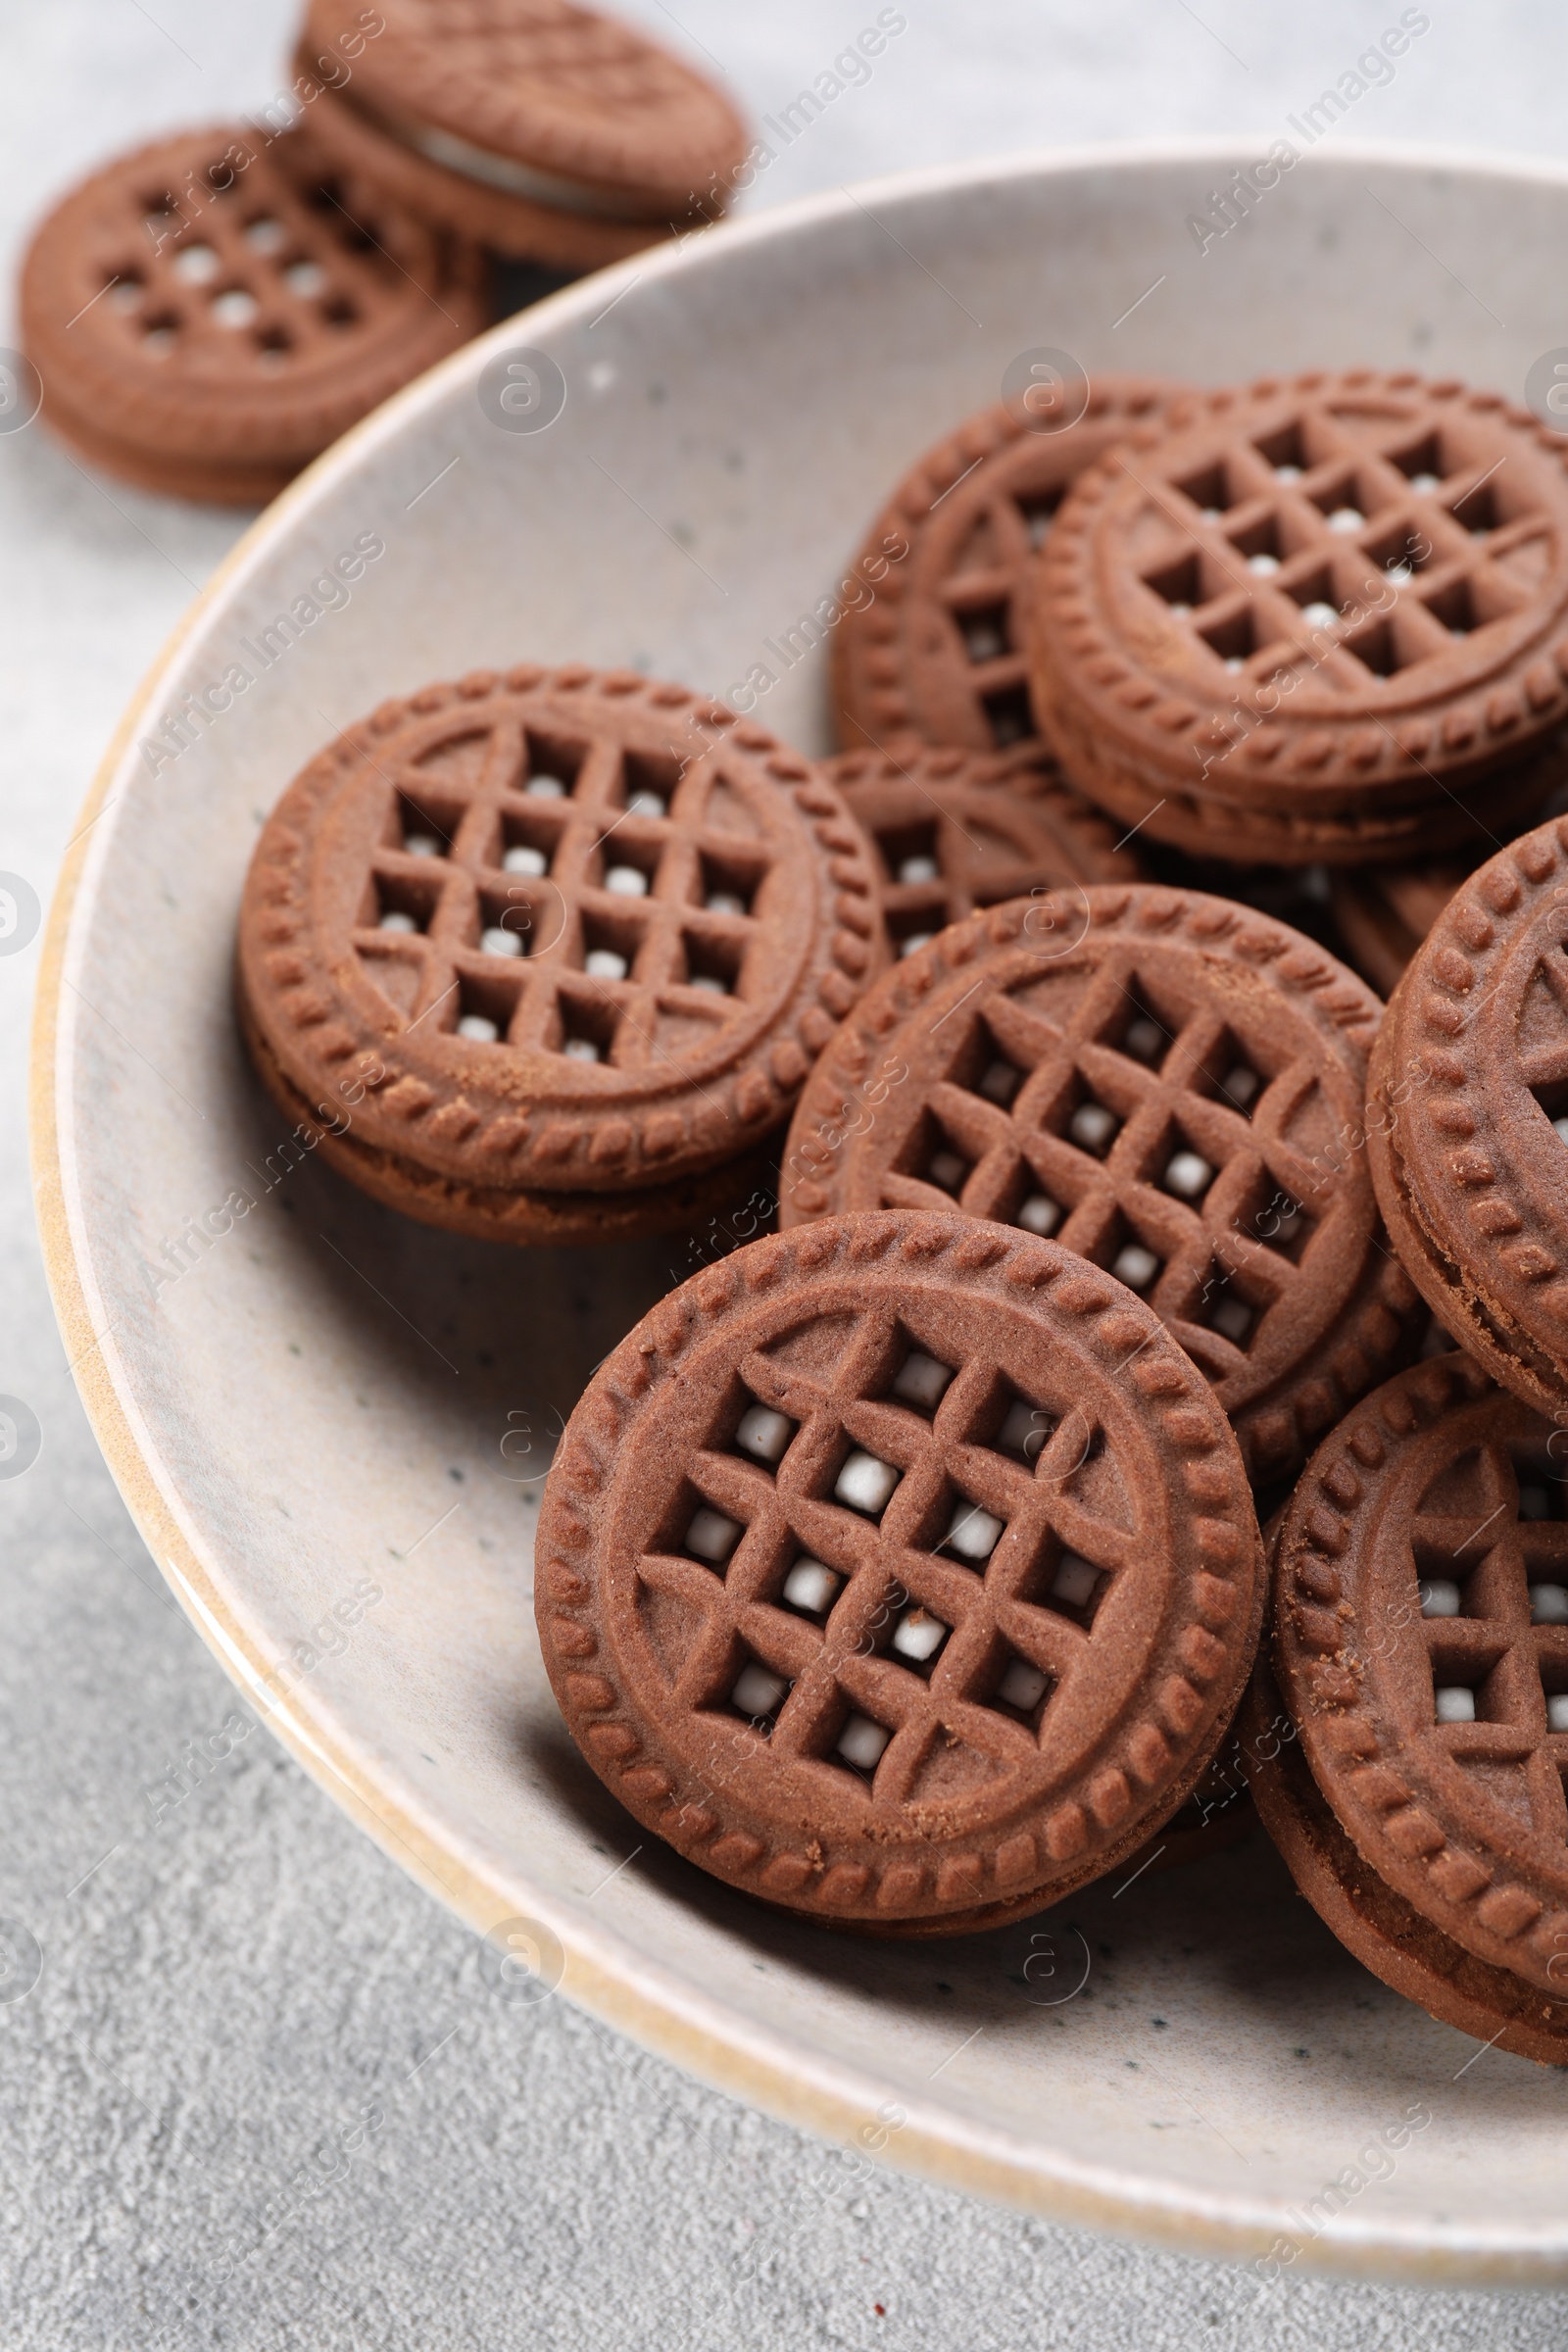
[3,4,1568,2345]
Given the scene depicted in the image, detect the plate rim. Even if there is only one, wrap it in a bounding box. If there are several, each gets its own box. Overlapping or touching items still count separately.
[30,136,1568,2285]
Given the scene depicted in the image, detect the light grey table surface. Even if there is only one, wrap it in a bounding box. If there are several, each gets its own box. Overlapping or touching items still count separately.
[3,5,1566,2345]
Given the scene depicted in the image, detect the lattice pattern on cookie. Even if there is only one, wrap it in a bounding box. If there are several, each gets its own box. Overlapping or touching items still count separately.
[873,958,1318,1386]
[1128,395,1553,700]
[635,1306,1137,1806]
[354,705,779,1069]
[836,381,1172,757]
[1407,1437,1568,1834]
[920,453,1074,750]
[540,1213,1259,1923]
[1521,943,1568,1140]
[405,0,697,104]
[94,136,450,381]
[244,667,882,1197]
[828,746,1138,958]
[333,0,747,208]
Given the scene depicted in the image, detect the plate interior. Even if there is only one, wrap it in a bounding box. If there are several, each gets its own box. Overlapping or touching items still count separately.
[44,145,1568,2277]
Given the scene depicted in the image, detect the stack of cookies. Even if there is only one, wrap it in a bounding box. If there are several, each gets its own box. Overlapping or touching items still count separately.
[1028,370,1568,871]
[19,1,749,503]
[234,359,1568,2050]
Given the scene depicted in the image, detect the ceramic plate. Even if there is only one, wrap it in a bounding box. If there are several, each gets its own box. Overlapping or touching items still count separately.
[34,141,1568,2283]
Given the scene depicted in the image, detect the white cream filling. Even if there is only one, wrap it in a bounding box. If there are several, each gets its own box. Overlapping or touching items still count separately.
[347,88,705,224]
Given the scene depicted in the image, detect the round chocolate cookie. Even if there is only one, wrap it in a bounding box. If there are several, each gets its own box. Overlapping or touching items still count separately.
[1274,1351,1568,2000]
[237,666,885,1244]
[826,743,1143,960]
[1029,370,1568,865]
[299,0,749,262]
[21,124,486,505]
[1368,814,1568,1415]
[536,1209,1263,1933]
[832,374,1174,759]
[1246,1656,1568,2066]
[779,886,1423,1485]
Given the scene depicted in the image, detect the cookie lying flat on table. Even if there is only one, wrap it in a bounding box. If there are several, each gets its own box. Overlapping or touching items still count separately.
[1029,370,1568,865]
[1368,813,1568,1417]
[536,1209,1262,1934]
[237,666,885,1244]
[832,373,1174,759]
[21,124,486,505]
[1269,1352,1568,2041]
[298,0,751,265]
[780,886,1422,1486]
[826,743,1143,960]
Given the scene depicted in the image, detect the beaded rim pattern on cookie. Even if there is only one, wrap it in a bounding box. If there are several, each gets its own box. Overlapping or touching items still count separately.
[1245,1654,1568,2067]
[1369,812,1568,1414]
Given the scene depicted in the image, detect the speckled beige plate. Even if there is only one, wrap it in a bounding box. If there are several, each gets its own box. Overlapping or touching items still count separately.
[33,143,1568,2284]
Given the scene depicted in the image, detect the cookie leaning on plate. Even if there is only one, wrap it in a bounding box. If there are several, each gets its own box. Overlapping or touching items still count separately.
[299,0,751,265]
[1270,1351,1568,2026]
[237,666,886,1245]
[536,1209,1263,1934]
[1247,1655,1568,2066]
[832,373,1174,758]
[1368,814,1568,1417]
[1030,370,1568,864]
[780,886,1423,1485]
[826,743,1143,959]
[21,123,486,505]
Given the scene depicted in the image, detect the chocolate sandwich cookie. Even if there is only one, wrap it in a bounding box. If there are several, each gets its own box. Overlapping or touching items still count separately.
[536,1209,1263,1933]
[780,886,1422,1485]
[237,665,885,1244]
[826,743,1143,961]
[832,374,1175,759]
[22,124,486,505]
[1271,1351,1568,2022]
[1368,814,1568,1416]
[1247,1657,1568,2066]
[298,0,750,265]
[1029,370,1568,864]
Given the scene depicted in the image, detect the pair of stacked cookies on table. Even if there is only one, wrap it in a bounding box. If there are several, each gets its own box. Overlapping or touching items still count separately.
[20,0,748,503]
[239,365,1568,2058]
